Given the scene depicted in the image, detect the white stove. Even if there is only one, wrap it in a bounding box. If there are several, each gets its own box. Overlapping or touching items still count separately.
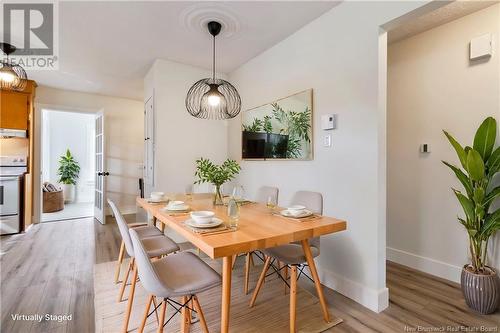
[0,156,27,235]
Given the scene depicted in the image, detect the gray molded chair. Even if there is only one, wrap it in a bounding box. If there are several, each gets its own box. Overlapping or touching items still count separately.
[255,186,279,204]
[107,199,180,333]
[240,186,280,294]
[249,191,323,331]
[130,228,221,333]
[108,199,162,284]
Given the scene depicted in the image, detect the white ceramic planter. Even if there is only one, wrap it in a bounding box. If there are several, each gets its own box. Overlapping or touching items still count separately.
[62,184,76,203]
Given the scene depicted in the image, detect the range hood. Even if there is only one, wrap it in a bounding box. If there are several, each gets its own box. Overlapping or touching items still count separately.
[0,129,27,138]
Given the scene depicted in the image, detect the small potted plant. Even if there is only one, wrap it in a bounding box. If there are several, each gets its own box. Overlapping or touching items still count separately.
[194,157,241,205]
[58,149,80,203]
[443,117,500,314]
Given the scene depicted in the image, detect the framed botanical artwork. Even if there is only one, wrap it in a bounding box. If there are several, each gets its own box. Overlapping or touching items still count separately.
[241,89,313,160]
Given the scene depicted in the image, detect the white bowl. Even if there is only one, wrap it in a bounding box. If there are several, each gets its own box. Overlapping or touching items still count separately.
[190,211,215,224]
[151,192,165,201]
[287,205,306,213]
[168,200,184,206]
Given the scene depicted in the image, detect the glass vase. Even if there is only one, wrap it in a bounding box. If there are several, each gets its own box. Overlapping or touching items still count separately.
[213,184,224,206]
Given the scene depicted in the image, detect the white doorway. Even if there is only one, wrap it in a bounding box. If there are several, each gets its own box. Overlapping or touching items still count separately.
[40,109,96,222]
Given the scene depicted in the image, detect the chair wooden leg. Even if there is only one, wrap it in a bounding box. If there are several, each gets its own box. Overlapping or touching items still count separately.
[122,263,138,333]
[284,265,289,294]
[193,296,208,333]
[157,299,167,333]
[244,253,251,294]
[114,241,125,284]
[152,296,160,324]
[249,256,272,307]
[118,258,134,302]
[290,265,297,333]
[301,239,330,323]
[249,252,255,266]
[138,294,154,333]
[181,296,191,333]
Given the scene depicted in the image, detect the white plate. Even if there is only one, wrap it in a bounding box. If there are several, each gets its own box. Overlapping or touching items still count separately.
[148,197,167,203]
[280,209,313,218]
[185,217,223,229]
[165,204,190,211]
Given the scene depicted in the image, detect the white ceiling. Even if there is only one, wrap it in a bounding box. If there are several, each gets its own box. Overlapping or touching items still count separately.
[23,1,340,100]
[388,0,498,43]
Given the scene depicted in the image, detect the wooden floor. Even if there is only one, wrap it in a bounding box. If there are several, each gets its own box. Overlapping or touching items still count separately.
[1,217,498,333]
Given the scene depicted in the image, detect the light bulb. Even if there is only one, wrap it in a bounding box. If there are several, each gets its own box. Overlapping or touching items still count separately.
[208,94,221,106]
[0,69,16,83]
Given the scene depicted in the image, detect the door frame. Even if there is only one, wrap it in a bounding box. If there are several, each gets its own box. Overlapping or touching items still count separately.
[33,103,103,224]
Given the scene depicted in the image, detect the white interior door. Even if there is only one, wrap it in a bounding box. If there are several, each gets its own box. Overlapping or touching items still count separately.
[94,112,106,224]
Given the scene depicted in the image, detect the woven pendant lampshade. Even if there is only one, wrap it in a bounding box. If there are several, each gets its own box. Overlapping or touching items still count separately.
[0,43,28,91]
[185,21,241,120]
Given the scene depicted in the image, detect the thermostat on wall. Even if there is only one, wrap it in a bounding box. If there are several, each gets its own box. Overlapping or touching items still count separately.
[470,34,492,60]
[321,114,336,130]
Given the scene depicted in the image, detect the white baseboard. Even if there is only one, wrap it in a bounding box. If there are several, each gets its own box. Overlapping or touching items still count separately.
[387,247,462,283]
[313,264,389,313]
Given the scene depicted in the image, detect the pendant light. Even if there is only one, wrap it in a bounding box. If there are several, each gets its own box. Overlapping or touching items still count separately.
[0,43,27,91]
[185,21,241,120]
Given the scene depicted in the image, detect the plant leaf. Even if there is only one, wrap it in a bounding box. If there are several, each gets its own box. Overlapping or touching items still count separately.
[485,186,500,208]
[479,210,500,238]
[442,161,473,197]
[443,131,467,169]
[473,117,497,161]
[453,189,475,222]
[466,149,485,181]
[486,146,500,177]
[473,187,485,205]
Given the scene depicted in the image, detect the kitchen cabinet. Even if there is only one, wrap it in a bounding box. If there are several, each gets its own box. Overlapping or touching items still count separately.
[0,90,29,129]
[0,81,37,230]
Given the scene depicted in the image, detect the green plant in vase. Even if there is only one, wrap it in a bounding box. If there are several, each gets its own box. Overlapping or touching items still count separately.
[443,117,500,314]
[58,149,80,203]
[194,158,241,205]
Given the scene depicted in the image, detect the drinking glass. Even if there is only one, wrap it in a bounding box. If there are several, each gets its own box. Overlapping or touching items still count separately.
[266,195,277,214]
[185,184,193,201]
[227,197,240,228]
[232,185,245,201]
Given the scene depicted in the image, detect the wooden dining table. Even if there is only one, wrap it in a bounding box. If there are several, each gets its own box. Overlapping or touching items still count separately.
[137,194,347,333]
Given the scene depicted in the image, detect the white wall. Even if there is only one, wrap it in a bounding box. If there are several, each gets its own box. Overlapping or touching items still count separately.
[387,4,500,283]
[34,86,144,219]
[226,1,429,312]
[143,59,228,196]
[42,110,95,203]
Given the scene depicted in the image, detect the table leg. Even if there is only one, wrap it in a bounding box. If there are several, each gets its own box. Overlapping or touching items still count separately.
[221,256,232,333]
[300,239,330,323]
[290,265,297,333]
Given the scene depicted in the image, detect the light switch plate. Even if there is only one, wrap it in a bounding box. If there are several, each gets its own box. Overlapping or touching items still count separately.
[324,134,332,147]
[470,34,492,60]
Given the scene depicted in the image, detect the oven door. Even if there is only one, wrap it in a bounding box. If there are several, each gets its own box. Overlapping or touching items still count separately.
[0,176,20,216]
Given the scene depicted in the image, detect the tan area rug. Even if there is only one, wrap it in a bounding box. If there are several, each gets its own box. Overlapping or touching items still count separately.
[94,255,342,332]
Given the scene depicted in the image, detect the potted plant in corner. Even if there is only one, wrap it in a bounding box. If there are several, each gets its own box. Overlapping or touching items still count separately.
[443,117,500,314]
[58,149,81,203]
[194,157,241,205]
